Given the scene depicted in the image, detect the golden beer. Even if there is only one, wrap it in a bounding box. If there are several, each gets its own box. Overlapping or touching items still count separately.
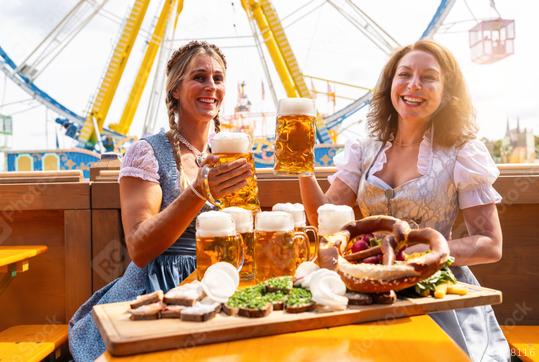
[223,207,255,281]
[210,132,261,211]
[214,153,260,211]
[274,98,316,175]
[254,211,309,282]
[196,235,242,280]
[196,211,242,280]
[239,231,255,281]
[272,203,318,262]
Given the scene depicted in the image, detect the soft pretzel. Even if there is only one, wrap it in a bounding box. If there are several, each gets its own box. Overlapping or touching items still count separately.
[328,215,450,293]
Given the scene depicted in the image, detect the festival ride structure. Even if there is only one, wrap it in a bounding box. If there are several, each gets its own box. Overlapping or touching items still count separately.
[1,0,506,174]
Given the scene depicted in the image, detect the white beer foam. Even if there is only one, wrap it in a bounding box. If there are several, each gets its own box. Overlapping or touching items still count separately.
[317,204,355,236]
[210,132,250,154]
[277,98,316,117]
[272,203,306,228]
[255,211,294,232]
[222,207,253,233]
[196,211,237,237]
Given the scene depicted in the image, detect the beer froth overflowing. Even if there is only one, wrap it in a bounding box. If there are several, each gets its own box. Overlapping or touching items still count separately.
[317,204,355,236]
[210,132,250,154]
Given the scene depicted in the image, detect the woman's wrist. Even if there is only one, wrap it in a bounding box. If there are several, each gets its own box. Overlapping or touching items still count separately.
[188,182,206,202]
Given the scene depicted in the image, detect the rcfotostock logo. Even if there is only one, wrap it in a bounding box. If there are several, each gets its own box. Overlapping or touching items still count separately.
[92,239,126,282]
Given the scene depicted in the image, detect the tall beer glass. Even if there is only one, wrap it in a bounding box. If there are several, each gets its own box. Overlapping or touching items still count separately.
[196,211,243,280]
[223,207,254,282]
[272,202,318,262]
[210,132,261,211]
[254,211,311,282]
[274,98,316,175]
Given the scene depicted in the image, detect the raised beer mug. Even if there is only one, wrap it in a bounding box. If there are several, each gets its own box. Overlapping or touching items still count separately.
[222,207,255,282]
[272,202,319,262]
[254,211,312,282]
[274,98,316,175]
[210,132,261,211]
[196,211,244,280]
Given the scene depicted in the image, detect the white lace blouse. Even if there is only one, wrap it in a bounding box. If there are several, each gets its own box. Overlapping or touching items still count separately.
[328,132,502,209]
[119,140,160,183]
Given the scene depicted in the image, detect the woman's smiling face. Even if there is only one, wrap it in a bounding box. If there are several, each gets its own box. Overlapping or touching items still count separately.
[174,53,225,123]
[391,49,444,124]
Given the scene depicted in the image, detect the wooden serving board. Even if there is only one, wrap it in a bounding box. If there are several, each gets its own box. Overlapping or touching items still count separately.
[93,282,501,356]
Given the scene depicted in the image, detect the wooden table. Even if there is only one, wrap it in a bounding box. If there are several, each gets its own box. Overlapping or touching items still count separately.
[96,314,469,361]
[0,245,47,293]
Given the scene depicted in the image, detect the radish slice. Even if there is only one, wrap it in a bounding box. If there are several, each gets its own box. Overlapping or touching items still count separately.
[309,270,348,310]
[294,261,319,281]
[201,269,236,303]
[205,262,239,289]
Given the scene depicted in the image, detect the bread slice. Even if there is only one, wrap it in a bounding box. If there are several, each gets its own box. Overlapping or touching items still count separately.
[164,281,205,306]
[129,290,164,309]
[128,302,164,320]
[222,303,239,316]
[238,302,273,318]
[180,303,219,322]
[373,290,397,304]
[285,301,315,313]
[345,291,373,306]
[160,305,184,318]
[264,276,292,294]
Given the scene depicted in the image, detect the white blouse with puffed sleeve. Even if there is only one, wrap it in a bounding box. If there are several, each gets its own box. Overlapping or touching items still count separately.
[327,138,364,193]
[454,139,501,209]
[118,140,160,183]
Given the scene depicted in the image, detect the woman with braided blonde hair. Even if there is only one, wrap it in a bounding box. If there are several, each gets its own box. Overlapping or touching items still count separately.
[68,41,251,361]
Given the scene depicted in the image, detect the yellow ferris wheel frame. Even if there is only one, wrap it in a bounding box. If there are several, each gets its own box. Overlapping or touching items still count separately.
[78,0,310,146]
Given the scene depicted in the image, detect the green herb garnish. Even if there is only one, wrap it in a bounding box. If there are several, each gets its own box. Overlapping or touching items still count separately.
[286,287,313,307]
[414,257,456,295]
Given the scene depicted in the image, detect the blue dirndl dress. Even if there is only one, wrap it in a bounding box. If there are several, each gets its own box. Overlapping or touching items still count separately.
[68,131,213,361]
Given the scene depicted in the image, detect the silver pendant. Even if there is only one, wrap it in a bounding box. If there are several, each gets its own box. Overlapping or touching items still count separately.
[196,153,207,167]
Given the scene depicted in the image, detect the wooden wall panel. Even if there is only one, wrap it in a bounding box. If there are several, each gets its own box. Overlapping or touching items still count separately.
[0,210,66,330]
[0,183,90,210]
[91,209,129,292]
[64,209,92,321]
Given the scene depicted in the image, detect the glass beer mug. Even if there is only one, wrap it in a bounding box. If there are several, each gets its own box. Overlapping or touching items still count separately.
[196,211,243,280]
[222,207,255,282]
[317,204,355,246]
[272,202,318,262]
[274,98,316,175]
[210,132,261,211]
[254,211,315,282]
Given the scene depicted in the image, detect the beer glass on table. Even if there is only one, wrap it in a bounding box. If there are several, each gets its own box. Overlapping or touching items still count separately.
[210,132,260,211]
[196,211,243,280]
[254,211,312,282]
[223,207,255,282]
[274,98,316,175]
[272,202,318,262]
[316,204,355,265]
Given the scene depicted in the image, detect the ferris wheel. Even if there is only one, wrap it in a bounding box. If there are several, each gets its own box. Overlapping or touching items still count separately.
[0,0,456,153]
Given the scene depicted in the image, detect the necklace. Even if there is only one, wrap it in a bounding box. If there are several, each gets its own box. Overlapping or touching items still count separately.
[176,132,208,166]
[392,138,422,147]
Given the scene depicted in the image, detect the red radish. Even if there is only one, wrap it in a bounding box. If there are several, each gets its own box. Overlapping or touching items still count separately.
[351,239,370,253]
[362,255,382,264]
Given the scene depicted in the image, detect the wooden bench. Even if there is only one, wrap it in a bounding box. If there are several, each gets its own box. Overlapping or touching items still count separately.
[0,324,68,361]
[501,326,538,361]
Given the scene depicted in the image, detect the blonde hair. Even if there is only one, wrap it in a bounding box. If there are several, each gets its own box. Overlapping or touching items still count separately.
[165,40,227,173]
[367,39,476,148]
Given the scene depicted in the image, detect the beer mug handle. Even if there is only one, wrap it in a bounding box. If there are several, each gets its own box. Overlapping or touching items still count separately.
[235,234,245,273]
[303,226,319,262]
[293,231,310,264]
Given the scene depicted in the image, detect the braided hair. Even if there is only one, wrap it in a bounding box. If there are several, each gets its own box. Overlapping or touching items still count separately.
[165,40,227,173]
